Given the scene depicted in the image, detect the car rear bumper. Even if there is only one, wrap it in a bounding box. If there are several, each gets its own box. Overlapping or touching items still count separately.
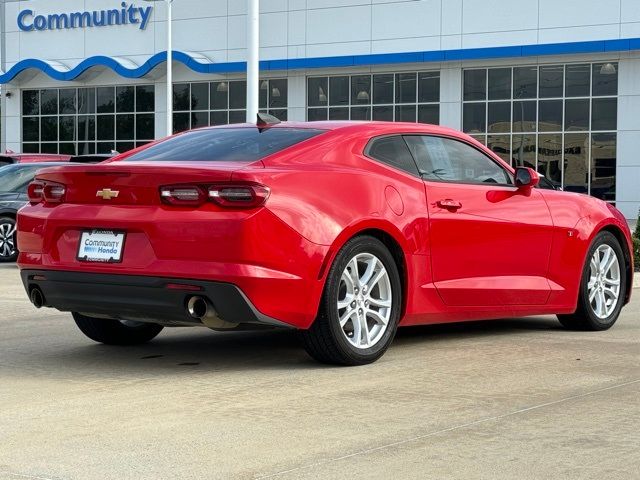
[17,202,331,328]
[20,269,292,329]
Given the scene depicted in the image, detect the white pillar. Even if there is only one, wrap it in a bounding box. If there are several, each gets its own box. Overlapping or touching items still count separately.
[154,81,168,139]
[615,55,640,220]
[166,0,173,136]
[2,86,21,153]
[439,65,462,130]
[246,0,259,123]
[287,74,307,121]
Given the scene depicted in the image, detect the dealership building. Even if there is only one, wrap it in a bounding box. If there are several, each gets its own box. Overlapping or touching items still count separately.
[1,0,639,218]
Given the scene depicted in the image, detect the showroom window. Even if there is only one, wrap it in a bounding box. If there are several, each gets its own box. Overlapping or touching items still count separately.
[22,85,155,155]
[462,63,618,201]
[307,72,440,124]
[172,79,288,134]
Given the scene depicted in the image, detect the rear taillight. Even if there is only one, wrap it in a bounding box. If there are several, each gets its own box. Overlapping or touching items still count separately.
[208,184,270,208]
[27,180,45,204]
[27,180,66,204]
[159,183,270,209]
[43,182,66,203]
[160,186,206,206]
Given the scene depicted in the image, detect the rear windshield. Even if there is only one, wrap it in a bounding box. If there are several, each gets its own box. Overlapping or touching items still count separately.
[124,127,325,162]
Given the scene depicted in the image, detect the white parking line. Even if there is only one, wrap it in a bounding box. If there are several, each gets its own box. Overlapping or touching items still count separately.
[7,472,65,480]
[256,378,640,479]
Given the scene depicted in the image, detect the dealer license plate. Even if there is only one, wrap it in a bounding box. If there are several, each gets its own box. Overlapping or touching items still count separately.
[77,230,126,263]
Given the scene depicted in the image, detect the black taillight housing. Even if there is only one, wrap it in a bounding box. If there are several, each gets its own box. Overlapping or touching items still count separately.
[208,184,270,208]
[159,183,270,208]
[160,185,206,206]
[27,180,45,204]
[28,180,66,204]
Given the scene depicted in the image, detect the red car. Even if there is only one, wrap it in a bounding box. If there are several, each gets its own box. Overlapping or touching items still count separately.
[17,121,633,365]
[1,152,71,167]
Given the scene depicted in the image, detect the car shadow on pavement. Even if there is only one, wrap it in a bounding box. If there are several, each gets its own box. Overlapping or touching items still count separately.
[27,316,563,375]
[51,328,317,373]
[394,316,561,346]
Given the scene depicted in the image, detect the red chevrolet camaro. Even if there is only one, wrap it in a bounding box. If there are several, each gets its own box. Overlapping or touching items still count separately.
[17,120,633,365]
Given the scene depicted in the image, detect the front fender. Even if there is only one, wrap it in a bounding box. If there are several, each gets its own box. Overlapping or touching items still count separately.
[555,213,634,309]
[579,215,634,305]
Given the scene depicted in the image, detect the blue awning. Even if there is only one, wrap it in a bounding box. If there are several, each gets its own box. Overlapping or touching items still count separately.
[2,38,639,84]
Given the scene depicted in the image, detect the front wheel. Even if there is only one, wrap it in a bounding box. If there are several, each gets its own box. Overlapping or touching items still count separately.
[73,312,164,345]
[558,231,627,331]
[301,236,402,366]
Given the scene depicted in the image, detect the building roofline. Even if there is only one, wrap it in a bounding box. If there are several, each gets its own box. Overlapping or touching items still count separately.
[1,37,639,84]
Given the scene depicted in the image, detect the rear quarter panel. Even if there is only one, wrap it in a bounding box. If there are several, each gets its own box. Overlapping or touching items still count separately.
[237,130,428,251]
[232,130,433,323]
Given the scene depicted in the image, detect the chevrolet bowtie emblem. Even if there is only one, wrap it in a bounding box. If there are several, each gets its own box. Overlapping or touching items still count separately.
[96,188,120,200]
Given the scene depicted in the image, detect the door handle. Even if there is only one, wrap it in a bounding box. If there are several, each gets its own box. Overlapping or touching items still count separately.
[436,199,462,210]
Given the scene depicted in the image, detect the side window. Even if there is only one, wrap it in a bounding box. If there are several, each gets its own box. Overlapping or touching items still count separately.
[537,175,560,190]
[404,135,511,185]
[366,136,419,177]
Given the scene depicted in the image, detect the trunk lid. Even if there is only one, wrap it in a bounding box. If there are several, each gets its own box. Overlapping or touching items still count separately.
[33,161,259,205]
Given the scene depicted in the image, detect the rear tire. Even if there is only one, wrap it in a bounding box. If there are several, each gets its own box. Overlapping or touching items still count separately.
[301,235,402,366]
[558,231,627,331]
[0,216,18,263]
[73,312,164,345]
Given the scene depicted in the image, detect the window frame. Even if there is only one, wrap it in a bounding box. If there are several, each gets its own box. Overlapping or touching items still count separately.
[21,84,156,155]
[462,62,618,201]
[403,133,515,188]
[172,78,288,133]
[363,132,514,187]
[307,71,440,124]
[363,134,421,178]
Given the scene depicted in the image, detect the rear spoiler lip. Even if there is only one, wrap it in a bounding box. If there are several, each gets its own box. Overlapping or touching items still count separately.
[30,162,255,185]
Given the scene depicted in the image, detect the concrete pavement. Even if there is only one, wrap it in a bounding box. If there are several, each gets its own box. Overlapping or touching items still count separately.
[0,264,638,480]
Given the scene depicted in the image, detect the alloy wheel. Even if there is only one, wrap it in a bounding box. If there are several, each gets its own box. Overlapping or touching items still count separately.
[587,244,621,319]
[337,253,392,349]
[0,221,16,259]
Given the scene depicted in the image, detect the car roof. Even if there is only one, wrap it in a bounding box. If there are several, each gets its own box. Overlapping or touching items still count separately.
[196,120,464,137]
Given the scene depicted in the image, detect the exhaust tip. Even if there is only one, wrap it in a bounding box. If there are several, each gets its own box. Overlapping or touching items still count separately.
[187,296,208,320]
[30,287,44,309]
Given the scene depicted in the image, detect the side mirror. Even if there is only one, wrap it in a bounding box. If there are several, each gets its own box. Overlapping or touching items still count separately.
[514,167,540,191]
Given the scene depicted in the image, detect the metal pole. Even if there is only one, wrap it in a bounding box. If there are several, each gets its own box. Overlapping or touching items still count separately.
[246,0,259,123]
[166,0,173,136]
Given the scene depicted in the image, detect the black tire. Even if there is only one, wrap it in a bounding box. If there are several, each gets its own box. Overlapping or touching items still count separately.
[301,235,402,366]
[558,231,627,331]
[72,312,164,345]
[0,216,18,263]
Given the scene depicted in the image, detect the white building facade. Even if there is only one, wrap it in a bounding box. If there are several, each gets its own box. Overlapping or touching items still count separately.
[1,0,639,218]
